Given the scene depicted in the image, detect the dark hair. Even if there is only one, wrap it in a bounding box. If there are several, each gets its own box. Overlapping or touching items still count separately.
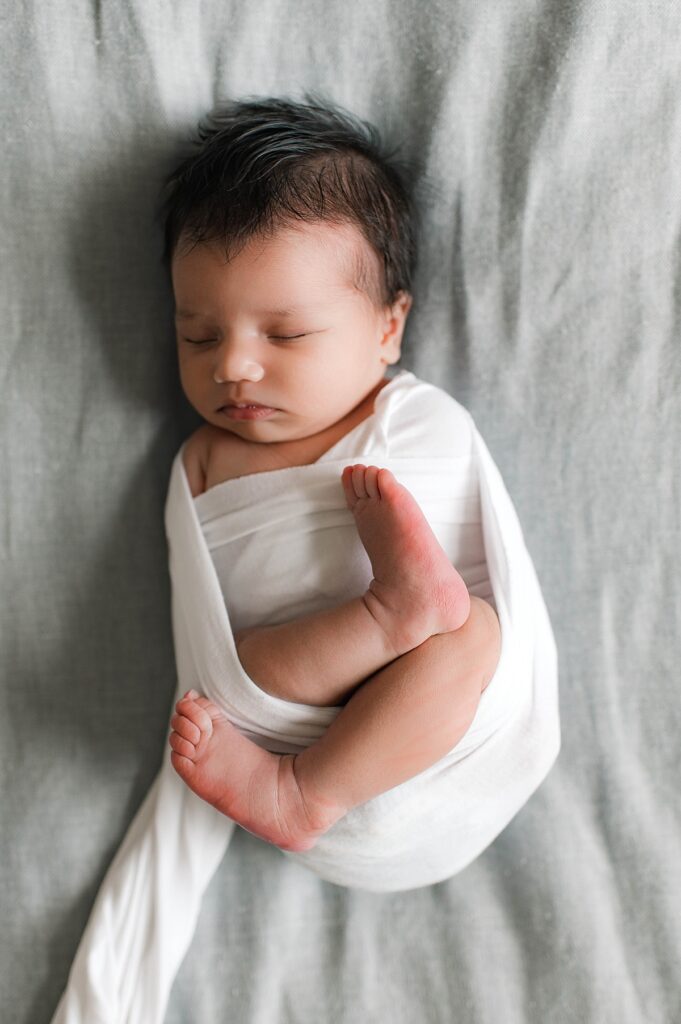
[156,94,417,308]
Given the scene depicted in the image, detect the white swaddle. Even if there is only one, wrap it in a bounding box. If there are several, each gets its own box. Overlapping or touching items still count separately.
[52,370,560,1024]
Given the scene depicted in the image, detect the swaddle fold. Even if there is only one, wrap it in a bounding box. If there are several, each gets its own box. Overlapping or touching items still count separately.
[52,370,560,1024]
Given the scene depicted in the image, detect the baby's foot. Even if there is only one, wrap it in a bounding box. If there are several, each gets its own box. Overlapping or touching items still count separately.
[341,464,470,655]
[169,690,346,852]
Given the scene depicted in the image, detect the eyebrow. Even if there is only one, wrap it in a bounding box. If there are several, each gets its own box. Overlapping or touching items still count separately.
[174,307,309,321]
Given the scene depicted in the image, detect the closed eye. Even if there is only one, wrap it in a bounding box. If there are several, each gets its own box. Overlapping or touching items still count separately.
[182,335,308,344]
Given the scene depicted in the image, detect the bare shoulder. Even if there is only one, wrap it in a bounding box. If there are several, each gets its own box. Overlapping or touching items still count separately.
[183,423,251,496]
[181,425,214,498]
[187,424,271,493]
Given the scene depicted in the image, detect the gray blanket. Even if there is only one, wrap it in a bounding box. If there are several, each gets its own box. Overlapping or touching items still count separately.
[2,2,679,1023]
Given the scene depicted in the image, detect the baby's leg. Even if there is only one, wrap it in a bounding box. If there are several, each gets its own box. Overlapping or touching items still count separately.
[293,596,501,814]
[235,465,471,707]
[168,596,500,853]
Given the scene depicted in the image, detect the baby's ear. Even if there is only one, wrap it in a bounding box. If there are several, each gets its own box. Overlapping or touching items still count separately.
[379,291,412,363]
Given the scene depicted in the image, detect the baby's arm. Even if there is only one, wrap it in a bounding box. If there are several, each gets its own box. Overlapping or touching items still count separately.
[236,464,472,706]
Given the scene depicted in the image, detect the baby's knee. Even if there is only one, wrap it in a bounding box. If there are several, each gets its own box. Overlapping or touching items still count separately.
[467,596,501,691]
[440,595,501,693]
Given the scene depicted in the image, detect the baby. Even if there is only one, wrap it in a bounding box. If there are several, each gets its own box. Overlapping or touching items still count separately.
[160,96,502,854]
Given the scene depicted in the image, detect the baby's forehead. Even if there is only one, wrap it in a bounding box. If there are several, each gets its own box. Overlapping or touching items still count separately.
[268,219,382,296]
[173,218,383,308]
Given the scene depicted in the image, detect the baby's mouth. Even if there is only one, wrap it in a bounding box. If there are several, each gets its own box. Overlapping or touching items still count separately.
[219,399,276,410]
[219,403,278,420]
[224,402,268,409]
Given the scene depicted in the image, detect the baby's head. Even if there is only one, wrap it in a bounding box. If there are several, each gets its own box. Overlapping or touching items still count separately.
[158,96,417,444]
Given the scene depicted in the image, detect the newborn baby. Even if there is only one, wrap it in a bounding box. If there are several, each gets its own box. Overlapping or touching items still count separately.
[51,95,560,1024]
[162,97,502,854]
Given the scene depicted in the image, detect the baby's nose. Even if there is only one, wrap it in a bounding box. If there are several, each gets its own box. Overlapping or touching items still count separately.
[213,340,264,383]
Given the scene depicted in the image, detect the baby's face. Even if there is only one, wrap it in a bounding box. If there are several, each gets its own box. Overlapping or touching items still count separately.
[171,221,409,444]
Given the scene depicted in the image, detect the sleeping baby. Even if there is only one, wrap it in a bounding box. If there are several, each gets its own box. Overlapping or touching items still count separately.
[162,96,502,854]
[50,94,560,1023]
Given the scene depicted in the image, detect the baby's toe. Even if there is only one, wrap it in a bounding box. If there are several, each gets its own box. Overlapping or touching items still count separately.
[375,467,399,500]
[169,730,197,761]
[341,465,359,508]
[170,712,201,745]
[175,696,214,735]
[194,696,218,711]
[363,466,380,498]
[351,464,370,498]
